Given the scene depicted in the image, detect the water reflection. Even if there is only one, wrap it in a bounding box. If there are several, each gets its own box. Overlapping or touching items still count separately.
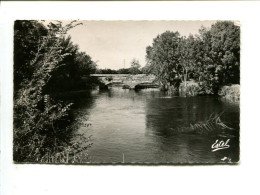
[69,87,239,163]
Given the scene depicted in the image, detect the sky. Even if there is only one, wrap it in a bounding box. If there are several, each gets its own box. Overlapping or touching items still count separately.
[66,21,217,70]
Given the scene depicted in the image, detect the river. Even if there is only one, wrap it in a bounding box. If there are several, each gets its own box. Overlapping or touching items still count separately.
[66,87,239,164]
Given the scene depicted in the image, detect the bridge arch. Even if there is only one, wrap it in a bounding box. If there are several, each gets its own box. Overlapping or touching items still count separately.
[89,74,158,90]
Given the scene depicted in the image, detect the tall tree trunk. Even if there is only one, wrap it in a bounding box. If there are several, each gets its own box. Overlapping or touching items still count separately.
[183,67,188,87]
[184,68,188,87]
[182,68,188,96]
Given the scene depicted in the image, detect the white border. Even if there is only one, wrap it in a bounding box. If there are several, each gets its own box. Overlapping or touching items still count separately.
[1,1,260,195]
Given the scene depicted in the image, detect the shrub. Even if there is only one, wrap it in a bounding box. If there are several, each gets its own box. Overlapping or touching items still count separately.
[218,84,240,103]
[179,80,200,97]
[13,21,91,163]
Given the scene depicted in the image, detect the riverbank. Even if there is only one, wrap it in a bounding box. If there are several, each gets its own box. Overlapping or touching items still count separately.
[176,80,240,104]
[218,84,240,104]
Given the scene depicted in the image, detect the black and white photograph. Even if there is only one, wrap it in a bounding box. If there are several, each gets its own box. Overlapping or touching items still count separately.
[4,1,260,195]
[13,20,240,164]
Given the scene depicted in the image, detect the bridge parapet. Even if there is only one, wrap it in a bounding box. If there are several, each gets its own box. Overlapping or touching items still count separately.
[88,74,157,89]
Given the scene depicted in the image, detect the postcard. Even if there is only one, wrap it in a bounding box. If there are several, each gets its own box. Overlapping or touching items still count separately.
[13,20,240,164]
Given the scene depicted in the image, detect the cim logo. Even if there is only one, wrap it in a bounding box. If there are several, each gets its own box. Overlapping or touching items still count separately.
[211,139,230,152]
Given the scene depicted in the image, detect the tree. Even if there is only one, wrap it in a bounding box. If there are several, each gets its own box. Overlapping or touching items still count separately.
[14,20,48,91]
[129,58,141,74]
[145,21,240,94]
[76,51,97,76]
[140,65,150,75]
[177,35,196,86]
[210,21,240,85]
[197,21,240,94]
[145,31,181,89]
[13,21,91,163]
[44,35,80,93]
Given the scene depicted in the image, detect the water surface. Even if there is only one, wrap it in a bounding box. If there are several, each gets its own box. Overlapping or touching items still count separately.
[69,87,239,164]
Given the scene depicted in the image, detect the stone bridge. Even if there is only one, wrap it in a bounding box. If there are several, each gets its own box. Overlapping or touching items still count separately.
[89,74,158,89]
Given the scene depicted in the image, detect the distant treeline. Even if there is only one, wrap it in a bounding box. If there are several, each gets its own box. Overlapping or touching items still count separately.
[95,59,144,75]
[144,21,240,95]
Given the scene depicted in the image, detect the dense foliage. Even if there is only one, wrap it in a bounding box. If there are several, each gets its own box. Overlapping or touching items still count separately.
[13,20,93,163]
[145,21,240,95]
[14,21,48,91]
[145,31,181,88]
[14,20,97,93]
